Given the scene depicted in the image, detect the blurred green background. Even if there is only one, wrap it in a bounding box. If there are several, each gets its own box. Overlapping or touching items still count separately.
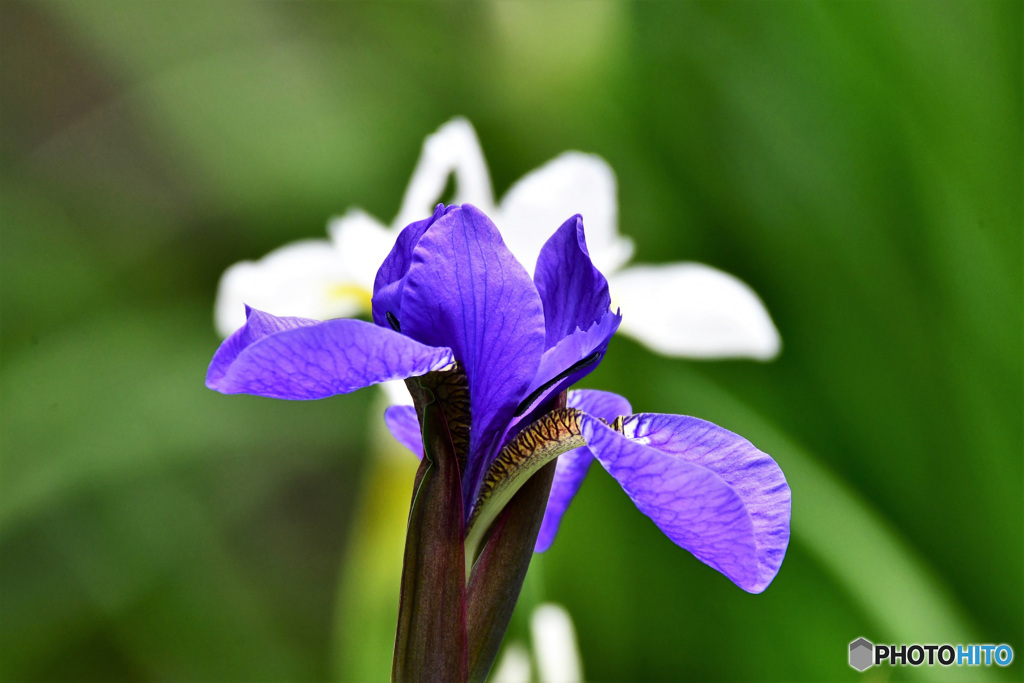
[1,1,1020,681]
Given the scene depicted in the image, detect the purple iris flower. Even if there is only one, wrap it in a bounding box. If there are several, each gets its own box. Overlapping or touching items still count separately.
[207,203,790,596]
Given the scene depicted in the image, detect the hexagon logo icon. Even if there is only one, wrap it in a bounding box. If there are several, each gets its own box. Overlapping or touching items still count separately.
[849,638,874,671]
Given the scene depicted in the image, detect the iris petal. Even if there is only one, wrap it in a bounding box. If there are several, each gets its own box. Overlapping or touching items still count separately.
[535,390,633,553]
[206,307,454,400]
[569,388,634,424]
[385,404,423,458]
[617,413,790,592]
[371,204,455,329]
[399,205,546,504]
[515,310,620,423]
[582,413,788,593]
[533,214,612,349]
[508,214,618,429]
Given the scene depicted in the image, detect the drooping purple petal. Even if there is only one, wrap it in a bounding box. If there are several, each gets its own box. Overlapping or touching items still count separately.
[618,413,790,592]
[385,404,423,458]
[533,214,611,349]
[206,307,454,400]
[207,306,322,387]
[535,390,633,553]
[513,310,620,423]
[534,450,591,554]
[399,205,546,505]
[569,389,634,424]
[582,414,783,593]
[371,204,454,329]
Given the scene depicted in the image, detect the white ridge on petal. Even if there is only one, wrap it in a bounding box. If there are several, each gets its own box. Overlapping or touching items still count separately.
[609,263,781,360]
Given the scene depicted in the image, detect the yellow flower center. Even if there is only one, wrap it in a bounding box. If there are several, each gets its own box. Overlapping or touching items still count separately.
[328,283,374,313]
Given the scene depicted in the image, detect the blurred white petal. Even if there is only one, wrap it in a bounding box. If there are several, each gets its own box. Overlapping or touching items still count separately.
[214,117,782,411]
[609,263,781,360]
[491,642,532,683]
[213,240,366,337]
[379,379,414,406]
[394,117,495,228]
[498,151,632,275]
[531,603,583,683]
[589,233,634,278]
[328,208,398,292]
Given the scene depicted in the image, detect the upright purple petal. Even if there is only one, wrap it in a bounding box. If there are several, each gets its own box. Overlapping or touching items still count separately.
[618,413,790,592]
[508,215,619,427]
[206,308,454,400]
[533,214,611,349]
[582,415,786,593]
[513,310,620,424]
[385,404,423,458]
[535,390,632,552]
[395,202,548,501]
[371,204,454,328]
[399,205,546,504]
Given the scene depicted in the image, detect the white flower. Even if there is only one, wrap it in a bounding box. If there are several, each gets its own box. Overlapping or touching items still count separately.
[489,643,532,683]
[214,117,780,376]
[490,603,584,683]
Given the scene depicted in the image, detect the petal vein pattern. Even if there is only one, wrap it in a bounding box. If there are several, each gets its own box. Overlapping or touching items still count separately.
[206,308,454,400]
[398,206,545,504]
[508,215,619,429]
[582,415,781,592]
[516,311,620,423]
[533,214,612,348]
[619,413,790,592]
[214,118,779,367]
